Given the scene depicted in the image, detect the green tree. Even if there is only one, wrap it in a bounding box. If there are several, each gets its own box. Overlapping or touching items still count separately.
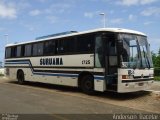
[152,48,160,77]
[158,48,160,56]
[155,56,160,67]
[151,51,156,66]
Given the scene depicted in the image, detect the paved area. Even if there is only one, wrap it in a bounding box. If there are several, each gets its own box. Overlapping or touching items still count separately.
[149,81,160,91]
[0,77,160,119]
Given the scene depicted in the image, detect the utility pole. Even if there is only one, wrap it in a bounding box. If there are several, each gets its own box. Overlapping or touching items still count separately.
[99,13,106,28]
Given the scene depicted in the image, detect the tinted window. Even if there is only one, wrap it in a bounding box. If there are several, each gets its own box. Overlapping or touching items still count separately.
[57,38,75,54]
[107,34,117,55]
[37,43,43,55]
[33,44,37,56]
[5,47,11,58]
[21,45,25,57]
[25,44,32,56]
[76,34,94,53]
[11,47,17,58]
[95,36,104,67]
[106,33,118,74]
[44,40,55,55]
[32,43,43,56]
[17,46,21,57]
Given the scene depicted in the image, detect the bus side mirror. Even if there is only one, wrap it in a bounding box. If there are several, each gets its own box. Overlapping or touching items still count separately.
[117,40,123,54]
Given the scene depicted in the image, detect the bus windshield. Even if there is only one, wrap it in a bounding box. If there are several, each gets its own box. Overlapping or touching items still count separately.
[119,34,153,69]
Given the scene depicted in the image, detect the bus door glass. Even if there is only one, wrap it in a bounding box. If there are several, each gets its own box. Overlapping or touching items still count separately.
[104,33,118,91]
[95,36,104,68]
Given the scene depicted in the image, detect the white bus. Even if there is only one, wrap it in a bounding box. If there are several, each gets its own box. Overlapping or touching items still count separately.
[5,28,154,94]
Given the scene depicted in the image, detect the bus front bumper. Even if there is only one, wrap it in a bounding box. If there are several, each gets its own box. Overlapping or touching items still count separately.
[117,78,154,93]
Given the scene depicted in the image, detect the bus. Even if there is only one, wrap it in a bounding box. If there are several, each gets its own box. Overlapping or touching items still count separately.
[4,28,154,94]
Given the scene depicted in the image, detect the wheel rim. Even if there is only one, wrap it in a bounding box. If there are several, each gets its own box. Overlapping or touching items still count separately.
[84,80,93,90]
[18,73,24,83]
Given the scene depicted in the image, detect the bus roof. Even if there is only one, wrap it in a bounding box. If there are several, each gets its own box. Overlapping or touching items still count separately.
[6,28,146,47]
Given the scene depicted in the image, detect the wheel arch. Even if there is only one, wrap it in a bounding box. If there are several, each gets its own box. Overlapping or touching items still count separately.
[17,69,24,79]
[78,71,94,88]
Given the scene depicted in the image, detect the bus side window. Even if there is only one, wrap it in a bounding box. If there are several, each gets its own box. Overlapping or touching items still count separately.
[21,45,25,57]
[37,43,43,56]
[32,44,38,56]
[57,38,76,54]
[17,46,21,57]
[76,34,94,53]
[25,44,32,56]
[57,39,64,54]
[32,42,43,56]
[5,47,11,58]
[44,40,56,55]
[11,47,17,58]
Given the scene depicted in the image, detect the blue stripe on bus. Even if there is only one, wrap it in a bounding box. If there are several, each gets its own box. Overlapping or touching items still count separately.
[5,60,105,80]
[5,62,29,64]
[94,76,105,80]
[35,73,79,77]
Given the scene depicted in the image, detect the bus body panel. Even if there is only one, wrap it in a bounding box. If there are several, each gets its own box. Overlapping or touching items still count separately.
[5,57,107,91]
[117,68,154,93]
[5,54,103,88]
[93,68,106,91]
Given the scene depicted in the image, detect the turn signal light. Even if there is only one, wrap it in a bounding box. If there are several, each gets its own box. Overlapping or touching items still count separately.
[122,75,128,79]
[122,75,133,79]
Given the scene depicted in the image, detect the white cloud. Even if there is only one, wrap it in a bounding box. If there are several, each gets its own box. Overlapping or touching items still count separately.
[117,0,139,6]
[0,2,17,19]
[140,0,158,5]
[84,12,94,18]
[144,21,153,25]
[45,3,73,14]
[29,10,41,16]
[117,0,158,6]
[141,7,160,16]
[110,18,123,24]
[128,14,137,21]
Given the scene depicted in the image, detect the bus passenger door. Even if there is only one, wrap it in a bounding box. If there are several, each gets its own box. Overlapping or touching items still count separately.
[103,33,118,91]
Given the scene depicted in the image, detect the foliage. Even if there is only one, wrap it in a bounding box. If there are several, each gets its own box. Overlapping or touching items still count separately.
[0,74,4,76]
[154,76,160,81]
[152,49,160,68]
[154,68,160,76]
[152,48,160,79]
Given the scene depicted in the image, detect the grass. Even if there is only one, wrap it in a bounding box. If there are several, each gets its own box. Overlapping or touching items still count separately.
[154,76,160,81]
[0,74,4,77]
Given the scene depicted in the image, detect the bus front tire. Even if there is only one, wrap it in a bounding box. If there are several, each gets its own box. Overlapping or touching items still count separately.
[81,75,94,95]
[17,71,25,84]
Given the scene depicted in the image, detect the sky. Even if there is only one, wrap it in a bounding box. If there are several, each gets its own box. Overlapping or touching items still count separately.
[0,0,160,62]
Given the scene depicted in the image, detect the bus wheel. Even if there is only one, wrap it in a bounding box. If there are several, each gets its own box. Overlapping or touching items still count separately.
[17,71,25,84]
[81,75,94,95]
